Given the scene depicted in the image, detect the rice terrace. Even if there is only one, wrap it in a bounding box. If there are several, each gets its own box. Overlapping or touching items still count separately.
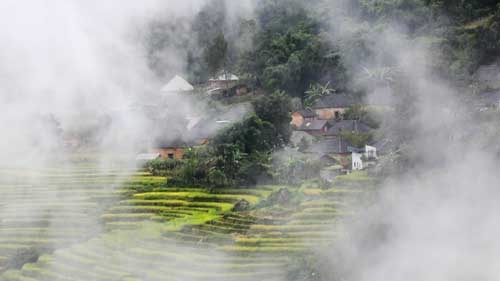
[0,162,367,281]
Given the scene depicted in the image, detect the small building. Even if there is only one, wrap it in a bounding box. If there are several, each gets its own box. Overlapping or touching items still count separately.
[312,94,357,120]
[153,139,194,160]
[352,152,363,171]
[291,109,317,128]
[154,147,185,160]
[161,75,194,95]
[297,120,331,136]
[208,71,239,89]
[365,145,377,160]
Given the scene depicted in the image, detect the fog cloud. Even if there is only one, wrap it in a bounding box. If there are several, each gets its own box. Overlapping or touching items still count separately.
[312,1,500,280]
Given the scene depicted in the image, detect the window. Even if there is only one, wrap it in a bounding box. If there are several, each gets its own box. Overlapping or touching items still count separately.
[167,153,174,159]
[334,111,340,119]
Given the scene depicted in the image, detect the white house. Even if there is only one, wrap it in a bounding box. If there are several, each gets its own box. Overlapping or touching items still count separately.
[364,145,377,159]
[352,152,363,171]
[160,75,194,95]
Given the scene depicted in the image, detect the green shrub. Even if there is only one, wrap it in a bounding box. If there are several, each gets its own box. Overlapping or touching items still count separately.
[207,168,227,188]
[146,159,183,176]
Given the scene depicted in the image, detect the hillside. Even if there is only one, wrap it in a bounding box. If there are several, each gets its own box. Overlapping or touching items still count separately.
[1,1,499,280]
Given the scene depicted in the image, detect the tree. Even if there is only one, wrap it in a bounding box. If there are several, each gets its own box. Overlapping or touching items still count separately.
[344,105,380,129]
[214,114,275,154]
[252,91,293,148]
[304,81,335,108]
[240,1,345,98]
[204,33,229,77]
[214,144,243,184]
[340,131,373,148]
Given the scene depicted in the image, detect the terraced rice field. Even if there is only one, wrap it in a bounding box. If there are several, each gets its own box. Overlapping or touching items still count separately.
[0,165,366,281]
[0,166,144,271]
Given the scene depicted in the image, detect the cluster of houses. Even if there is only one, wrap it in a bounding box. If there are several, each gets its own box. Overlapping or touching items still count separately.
[138,73,381,178]
[290,94,378,176]
[136,71,245,162]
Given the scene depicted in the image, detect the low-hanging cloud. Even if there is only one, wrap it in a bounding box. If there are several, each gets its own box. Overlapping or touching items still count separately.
[0,0,256,168]
[304,1,500,280]
[0,1,258,279]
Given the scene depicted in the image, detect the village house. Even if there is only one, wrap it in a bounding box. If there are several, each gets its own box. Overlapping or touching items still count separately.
[312,94,357,120]
[352,152,363,171]
[154,146,185,160]
[151,137,201,160]
[351,145,378,171]
[291,109,317,128]
[150,118,232,161]
[152,139,197,160]
[207,71,249,97]
[296,119,331,136]
[208,71,240,89]
[365,145,377,160]
[160,75,194,95]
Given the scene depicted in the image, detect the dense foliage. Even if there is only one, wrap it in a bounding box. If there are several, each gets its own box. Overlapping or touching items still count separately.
[143,0,500,184]
[239,1,346,98]
[164,92,292,187]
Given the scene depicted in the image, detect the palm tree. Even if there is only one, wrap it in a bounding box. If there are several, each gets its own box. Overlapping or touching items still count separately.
[304,81,336,108]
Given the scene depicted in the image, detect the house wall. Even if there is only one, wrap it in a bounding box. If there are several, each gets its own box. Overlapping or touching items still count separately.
[365,145,378,159]
[291,113,305,127]
[352,152,363,170]
[315,107,347,120]
[154,148,184,160]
